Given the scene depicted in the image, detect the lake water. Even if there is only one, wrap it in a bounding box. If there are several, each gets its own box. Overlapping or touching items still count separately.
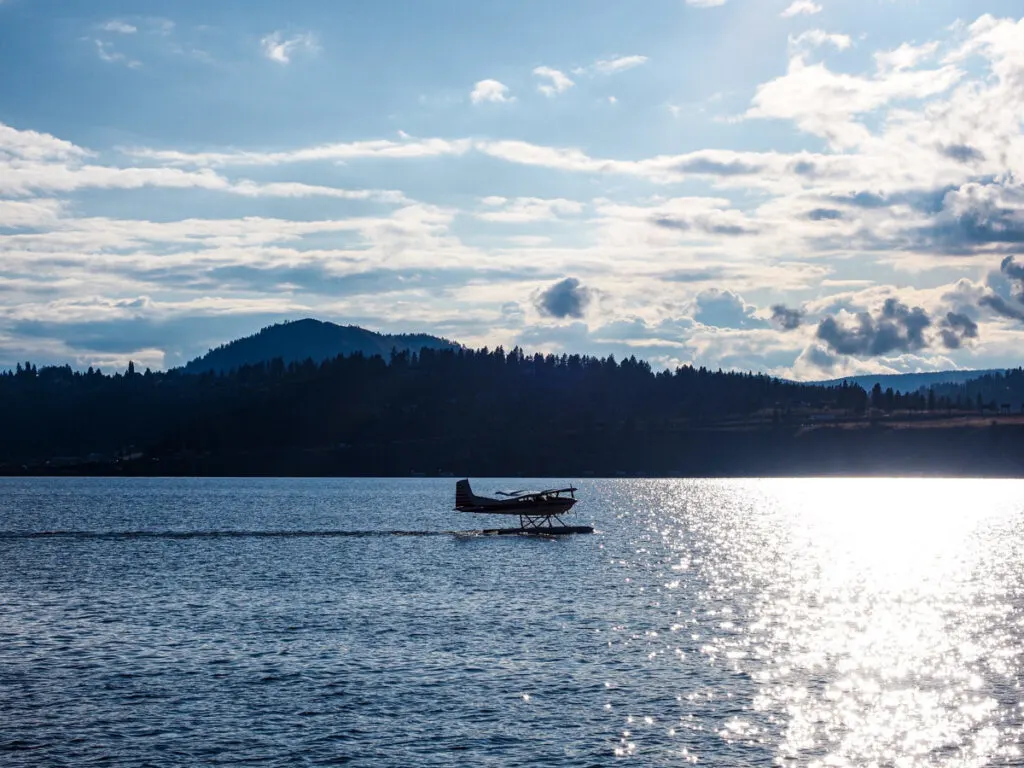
[2,477,1024,766]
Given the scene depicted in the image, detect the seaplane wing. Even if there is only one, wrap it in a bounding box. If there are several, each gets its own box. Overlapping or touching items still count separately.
[533,487,578,496]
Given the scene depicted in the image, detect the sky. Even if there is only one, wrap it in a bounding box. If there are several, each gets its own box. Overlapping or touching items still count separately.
[1,0,1023,379]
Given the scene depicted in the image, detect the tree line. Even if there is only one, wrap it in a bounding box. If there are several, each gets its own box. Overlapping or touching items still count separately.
[2,349,1022,475]
[0,347,862,465]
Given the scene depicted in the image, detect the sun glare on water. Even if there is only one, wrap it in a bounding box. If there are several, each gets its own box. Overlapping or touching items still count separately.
[657,479,1024,766]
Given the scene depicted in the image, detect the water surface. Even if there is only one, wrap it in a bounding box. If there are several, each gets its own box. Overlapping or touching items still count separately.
[2,477,1023,766]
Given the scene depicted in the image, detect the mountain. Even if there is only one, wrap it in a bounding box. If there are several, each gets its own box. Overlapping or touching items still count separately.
[811,369,1004,393]
[181,319,460,374]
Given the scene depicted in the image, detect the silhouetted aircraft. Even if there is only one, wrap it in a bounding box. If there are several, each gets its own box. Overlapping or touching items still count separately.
[454,479,591,534]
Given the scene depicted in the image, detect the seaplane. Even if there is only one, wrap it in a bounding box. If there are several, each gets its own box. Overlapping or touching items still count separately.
[454,479,593,535]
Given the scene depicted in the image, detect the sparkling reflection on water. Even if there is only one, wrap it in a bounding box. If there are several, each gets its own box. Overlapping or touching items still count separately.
[2,477,1024,766]
[646,478,1024,766]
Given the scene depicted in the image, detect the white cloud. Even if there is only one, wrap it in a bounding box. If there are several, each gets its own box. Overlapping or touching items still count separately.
[0,203,464,281]
[2,295,305,327]
[506,236,551,247]
[691,288,768,329]
[781,1,822,18]
[474,139,643,177]
[99,20,137,34]
[94,40,141,68]
[685,0,727,7]
[0,162,408,201]
[126,137,473,167]
[0,199,65,229]
[147,17,175,36]
[0,125,411,200]
[0,122,89,161]
[470,79,513,104]
[260,31,317,64]
[127,132,837,185]
[789,29,852,55]
[874,41,940,73]
[947,14,1024,88]
[475,197,584,223]
[590,55,648,75]
[749,33,962,148]
[533,66,574,97]
[474,139,847,187]
[592,196,760,248]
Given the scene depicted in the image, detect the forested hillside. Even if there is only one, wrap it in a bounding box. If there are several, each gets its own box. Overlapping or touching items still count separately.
[3,348,1024,477]
[1,346,860,467]
[181,318,458,374]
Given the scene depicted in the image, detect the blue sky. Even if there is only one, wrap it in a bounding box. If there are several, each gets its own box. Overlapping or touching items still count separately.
[1,0,1024,377]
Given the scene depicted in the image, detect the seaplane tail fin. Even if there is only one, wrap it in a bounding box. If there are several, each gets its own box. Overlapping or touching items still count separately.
[455,479,476,509]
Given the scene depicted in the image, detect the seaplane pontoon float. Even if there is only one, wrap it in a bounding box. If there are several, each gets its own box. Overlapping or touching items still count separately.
[454,479,593,535]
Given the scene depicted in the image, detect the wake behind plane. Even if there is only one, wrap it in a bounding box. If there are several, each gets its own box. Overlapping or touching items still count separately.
[454,479,593,535]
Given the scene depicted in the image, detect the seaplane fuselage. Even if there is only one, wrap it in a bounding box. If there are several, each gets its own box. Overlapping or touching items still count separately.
[454,479,578,515]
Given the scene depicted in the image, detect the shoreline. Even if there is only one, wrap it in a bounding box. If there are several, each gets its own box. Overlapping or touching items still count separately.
[6,419,1024,479]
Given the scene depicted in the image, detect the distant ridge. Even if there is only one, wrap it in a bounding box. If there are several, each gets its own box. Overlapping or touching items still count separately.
[811,369,1004,393]
[181,318,460,374]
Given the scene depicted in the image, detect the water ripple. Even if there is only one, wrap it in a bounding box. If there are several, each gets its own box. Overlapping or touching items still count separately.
[2,477,1024,765]
[0,529,455,540]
